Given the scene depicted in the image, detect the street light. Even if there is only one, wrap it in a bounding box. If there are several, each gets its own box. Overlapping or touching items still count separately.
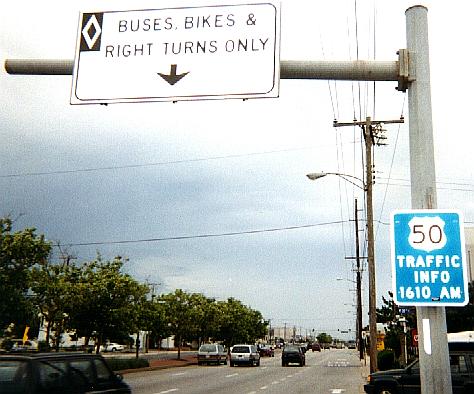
[308,171,377,370]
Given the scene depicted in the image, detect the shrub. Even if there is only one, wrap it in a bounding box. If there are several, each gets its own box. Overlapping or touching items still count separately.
[377,349,400,371]
[106,357,149,371]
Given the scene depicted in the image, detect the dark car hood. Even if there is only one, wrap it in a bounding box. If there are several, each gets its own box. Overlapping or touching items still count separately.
[370,368,406,377]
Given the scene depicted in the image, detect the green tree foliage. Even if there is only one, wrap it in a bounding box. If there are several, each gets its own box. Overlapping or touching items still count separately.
[215,298,267,348]
[30,263,76,350]
[0,218,270,353]
[316,332,332,344]
[0,218,51,334]
[67,256,148,352]
[160,289,198,359]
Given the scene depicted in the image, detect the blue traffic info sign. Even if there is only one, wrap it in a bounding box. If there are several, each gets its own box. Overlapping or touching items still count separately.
[391,210,468,306]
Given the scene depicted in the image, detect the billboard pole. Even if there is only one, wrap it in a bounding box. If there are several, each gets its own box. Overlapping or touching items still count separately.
[405,6,452,393]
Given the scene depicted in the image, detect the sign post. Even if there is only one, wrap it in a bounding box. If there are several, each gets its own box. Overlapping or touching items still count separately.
[71,2,280,104]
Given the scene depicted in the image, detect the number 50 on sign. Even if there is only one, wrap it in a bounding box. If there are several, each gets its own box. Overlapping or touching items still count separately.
[390,210,469,306]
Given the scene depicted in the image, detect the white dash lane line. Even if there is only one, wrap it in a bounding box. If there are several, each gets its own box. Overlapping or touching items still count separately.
[225,373,239,378]
[260,386,268,390]
[155,389,179,394]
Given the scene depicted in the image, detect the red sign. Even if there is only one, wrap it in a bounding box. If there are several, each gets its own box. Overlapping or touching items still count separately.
[412,329,418,347]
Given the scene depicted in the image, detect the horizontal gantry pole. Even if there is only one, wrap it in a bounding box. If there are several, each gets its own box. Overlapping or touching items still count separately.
[5,59,401,81]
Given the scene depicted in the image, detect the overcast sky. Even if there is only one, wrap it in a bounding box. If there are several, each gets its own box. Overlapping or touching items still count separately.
[1,0,473,339]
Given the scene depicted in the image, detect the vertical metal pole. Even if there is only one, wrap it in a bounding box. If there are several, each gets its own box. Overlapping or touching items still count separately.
[406,6,452,394]
[365,116,378,373]
[355,199,364,361]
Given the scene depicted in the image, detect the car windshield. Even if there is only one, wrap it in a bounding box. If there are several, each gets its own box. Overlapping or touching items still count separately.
[199,344,216,352]
[284,345,300,352]
[0,360,29,392]
[232,346,250,353]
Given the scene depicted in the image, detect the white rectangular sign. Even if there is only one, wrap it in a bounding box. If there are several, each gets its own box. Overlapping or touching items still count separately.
[71,2,280,104]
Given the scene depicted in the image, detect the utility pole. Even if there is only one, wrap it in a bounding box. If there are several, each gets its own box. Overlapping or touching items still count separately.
[406,6,452,394]
[334,116,404,373]
[354,199,364,361]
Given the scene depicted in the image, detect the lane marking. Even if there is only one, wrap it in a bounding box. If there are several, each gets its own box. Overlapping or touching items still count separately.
[155,389,179,394]
[330,390,345,394]
[279,377,286,382]
[225,373,239,378]
[271,381,279,385]
[259,386,268,390]
[171,372,186,376]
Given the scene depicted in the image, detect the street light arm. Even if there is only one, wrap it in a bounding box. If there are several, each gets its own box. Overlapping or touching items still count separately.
[306,172,366,191]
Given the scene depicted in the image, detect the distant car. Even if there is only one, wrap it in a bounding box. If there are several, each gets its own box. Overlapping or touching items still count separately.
[9,339,38,352]
[347,340,356,349]
[364,342,474,394]
[0,352,131,393]
[258,345,274,357]
[311,343,321,352]
[282,344,305,367]
[100,342,125,352]
[230,344,260,367]
[197,343,227,365]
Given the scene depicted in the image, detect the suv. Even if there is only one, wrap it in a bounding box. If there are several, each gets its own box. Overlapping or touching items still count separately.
[230,344,260,367]
[364,342,474,394]
[0,352,131,393]
[282,344,306,367]
[197,343,227,365]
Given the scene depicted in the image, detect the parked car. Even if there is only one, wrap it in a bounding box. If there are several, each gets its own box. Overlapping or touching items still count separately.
[8,339,39,352]
[258,344,274,357]
[282,344,306,367]
[311,342,321,352]
[197,343,227,365]
[230,344,260,367]
[100,342,125,352]
[364,342,474,394]
[0,352,131,393]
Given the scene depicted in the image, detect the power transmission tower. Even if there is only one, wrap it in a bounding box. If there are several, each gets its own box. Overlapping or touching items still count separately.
[334,116,404,373]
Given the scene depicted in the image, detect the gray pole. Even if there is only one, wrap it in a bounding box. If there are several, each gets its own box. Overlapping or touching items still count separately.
[364,117,378,373]
[354,199,364,361]
[4,58,402,82]
[405,6,452,394]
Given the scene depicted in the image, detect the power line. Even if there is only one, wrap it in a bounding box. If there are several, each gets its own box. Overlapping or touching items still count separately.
[0,145,342,179]
[57,220,347,248]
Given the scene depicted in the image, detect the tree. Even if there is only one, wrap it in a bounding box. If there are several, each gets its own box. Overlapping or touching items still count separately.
[317,332,332,345]
[160,289,197,360]
[215,298,267,347]
[0,217,51,335]
[30,262,75,351]
[67,256,148,352]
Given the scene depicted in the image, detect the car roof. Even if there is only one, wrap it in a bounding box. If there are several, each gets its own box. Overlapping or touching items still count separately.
[0,352,102,360]
[448,342,474,351]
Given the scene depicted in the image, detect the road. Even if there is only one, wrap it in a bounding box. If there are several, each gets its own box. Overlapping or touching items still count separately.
[124,348,368,394]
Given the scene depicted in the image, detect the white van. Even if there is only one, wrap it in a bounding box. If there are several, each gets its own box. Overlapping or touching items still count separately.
[230,344,260,367]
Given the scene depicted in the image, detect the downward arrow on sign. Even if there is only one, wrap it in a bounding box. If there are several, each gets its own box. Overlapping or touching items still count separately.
[158,64,189,85]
